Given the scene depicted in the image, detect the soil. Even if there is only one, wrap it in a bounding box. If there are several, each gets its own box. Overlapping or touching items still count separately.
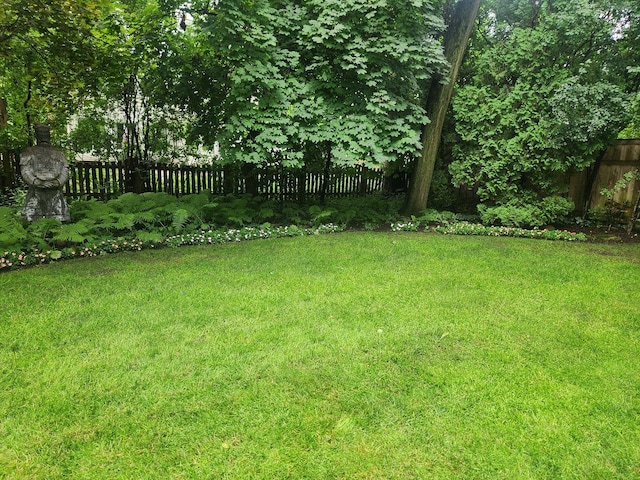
[563,225,640,244]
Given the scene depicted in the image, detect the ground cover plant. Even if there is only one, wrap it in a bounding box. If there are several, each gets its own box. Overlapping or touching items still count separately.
[0,191,596,272]
[1,233,639,478]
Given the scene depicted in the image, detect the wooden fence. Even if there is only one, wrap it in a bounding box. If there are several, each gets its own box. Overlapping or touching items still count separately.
[0,153,386,201]
[5,140,635,211]
[570,139,640,217]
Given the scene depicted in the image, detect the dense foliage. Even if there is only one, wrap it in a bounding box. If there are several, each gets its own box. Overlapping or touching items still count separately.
[157,0,447,167]
[0,0,109,147]
[1,190,593,272]
[1,0,639,223]
[449,0,637,207]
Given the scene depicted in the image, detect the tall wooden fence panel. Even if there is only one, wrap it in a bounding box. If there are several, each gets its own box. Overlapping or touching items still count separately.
[570,139,640,217]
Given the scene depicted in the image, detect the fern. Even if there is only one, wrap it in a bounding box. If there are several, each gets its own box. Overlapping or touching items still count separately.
[0,207,29,251]
[198,202,219,222]
[109,213,136,231]
[171,208,191,232]
[27,218,62,240]
[132,211,157,226]
[179,192,211,211]
[52,219,96,244]
[108,193,148,213]
[140,192,177,208]
[135,231,165,243]
[70,199,114,222]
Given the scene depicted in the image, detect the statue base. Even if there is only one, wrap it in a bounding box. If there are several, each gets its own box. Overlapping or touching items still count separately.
[22,187,70,222]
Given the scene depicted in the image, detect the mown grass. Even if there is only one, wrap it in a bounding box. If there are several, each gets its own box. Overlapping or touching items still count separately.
[1,232,639,479]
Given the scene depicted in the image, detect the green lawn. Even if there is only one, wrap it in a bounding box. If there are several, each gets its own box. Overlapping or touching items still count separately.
[1,233,639,479]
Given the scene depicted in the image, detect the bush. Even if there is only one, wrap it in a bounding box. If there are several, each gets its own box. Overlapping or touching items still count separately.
[324,194,404,227]
[415,208,459,225]
[478,197,574,228]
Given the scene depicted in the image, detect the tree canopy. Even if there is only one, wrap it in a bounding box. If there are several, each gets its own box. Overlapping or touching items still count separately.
[159,0,448,167]
[448,0,637,205]
[1,0,638,219]
[0,0,109,146]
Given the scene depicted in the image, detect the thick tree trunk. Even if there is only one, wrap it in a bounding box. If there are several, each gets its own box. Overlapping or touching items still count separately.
[404,0,482,214]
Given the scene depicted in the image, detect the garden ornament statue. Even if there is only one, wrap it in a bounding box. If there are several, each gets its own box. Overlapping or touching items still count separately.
[20,123,70,222]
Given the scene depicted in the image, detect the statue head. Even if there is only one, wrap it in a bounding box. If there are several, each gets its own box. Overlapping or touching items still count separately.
[34,123,51,146]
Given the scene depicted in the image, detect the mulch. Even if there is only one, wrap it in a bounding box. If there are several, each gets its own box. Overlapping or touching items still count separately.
[567,225,640,244]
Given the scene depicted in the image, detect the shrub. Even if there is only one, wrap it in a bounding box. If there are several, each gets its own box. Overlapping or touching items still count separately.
[415,209,459,225]
[325,194,404,227]
[478,197,574,228]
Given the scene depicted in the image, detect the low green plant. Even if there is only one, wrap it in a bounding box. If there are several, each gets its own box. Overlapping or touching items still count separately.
[434,221,587,241]
[478,196,574,228]
[390,221,420,232]
[0,223,345,271]
[308,205,336,226]
[324,194,404,227]
[0,192,593,273]
[415,208,459,225]
[0,206,30,252]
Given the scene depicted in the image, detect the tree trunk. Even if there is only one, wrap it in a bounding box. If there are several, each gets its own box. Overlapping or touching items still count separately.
[320,145,332,205]
[0,97,7,128]
[404,0,482,214]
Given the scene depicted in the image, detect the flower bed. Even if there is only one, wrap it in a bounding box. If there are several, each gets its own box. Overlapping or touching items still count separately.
[1,224,344,272]
[433,222,587,241]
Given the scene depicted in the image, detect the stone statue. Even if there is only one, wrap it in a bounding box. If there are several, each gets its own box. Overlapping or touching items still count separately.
[20,124,70,222]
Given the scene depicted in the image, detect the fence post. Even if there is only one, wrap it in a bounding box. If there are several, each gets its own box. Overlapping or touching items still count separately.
[223,164,235,194]
[242,162,259,196]
[358,165,367,195]
[297,167,306,203]
[123,156,145,194]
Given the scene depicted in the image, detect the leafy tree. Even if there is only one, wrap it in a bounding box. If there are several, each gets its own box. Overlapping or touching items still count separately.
[0,0,109,147]
[167,0,448,167]
[448,0,635,208]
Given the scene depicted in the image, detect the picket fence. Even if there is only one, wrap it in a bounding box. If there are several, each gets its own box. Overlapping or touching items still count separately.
[0,153,386,201]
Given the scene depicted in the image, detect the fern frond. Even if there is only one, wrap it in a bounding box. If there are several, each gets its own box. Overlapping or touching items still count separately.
[171,209,191,232]
[0,207,28,250]
[140,192,177,208]
[108,193,147,213]
[135,231,165,243]
[27,218,62,239]
[109,213,136,230]
[180,192,211,211]
[52,220,95,244]
[133,211,156,226]
[71,199,114,222]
